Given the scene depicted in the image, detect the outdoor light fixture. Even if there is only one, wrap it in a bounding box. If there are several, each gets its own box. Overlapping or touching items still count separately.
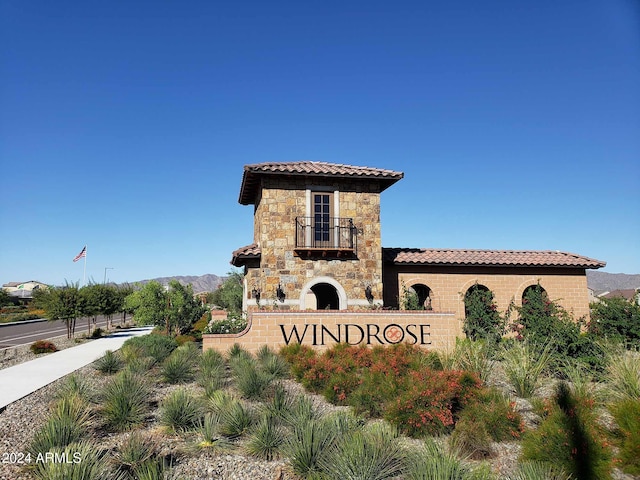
[252,287,261,303]
[365,284,374,303]
[276,283,286,303]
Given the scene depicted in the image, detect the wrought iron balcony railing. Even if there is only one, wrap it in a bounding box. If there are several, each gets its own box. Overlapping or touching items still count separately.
[295,216,357,254]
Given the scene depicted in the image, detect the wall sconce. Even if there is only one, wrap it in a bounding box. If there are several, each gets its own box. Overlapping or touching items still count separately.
[252,287,261,304]
[276,283,286,303]
[365,284,374,304]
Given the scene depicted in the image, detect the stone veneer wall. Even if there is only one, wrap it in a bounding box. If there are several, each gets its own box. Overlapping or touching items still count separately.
[244,176,385,310]
[203,310,459,354]
[383,265,592,321]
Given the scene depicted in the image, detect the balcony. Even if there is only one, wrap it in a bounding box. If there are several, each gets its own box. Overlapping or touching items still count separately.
[295,216,358,258]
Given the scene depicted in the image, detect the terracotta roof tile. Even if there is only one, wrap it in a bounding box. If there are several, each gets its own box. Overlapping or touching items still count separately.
[239,161,403,204]
[230,243,261,267]
[383,248,606,269]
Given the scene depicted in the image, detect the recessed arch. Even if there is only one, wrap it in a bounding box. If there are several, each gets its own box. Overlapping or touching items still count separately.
[408,283,433,310]
[299,276,348,310]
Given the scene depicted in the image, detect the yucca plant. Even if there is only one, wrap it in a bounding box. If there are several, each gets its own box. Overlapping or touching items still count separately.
[217,398,254,438]
[195,412,232,451]
[54,374,94,402]
[28,415,87,458]
[206,389,237,415]
[93,349,124,374]
[404,437,485,480]
[29,441,114,480]
[100,370,149,431]
[231,355,272,400]
[228,343,252,361]
[284,418,339,478]
[318,422,406,480]
[509,460,572,480]
[502,340,553,398]
[279,393,320,428]
[452,339,495,383]
[161,349,196,384]
[159,388,203,433]
[199,348,227,390]
[245,413,286,461]
[131,459,166,480]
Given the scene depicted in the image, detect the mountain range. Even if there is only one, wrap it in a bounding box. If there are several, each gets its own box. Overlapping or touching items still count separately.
[136,271,639,296]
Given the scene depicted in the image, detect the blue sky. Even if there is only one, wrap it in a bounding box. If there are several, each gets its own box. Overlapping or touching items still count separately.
[1,0,639,286]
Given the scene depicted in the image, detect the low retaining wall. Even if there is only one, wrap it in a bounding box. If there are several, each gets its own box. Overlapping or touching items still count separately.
[203,310,461,354]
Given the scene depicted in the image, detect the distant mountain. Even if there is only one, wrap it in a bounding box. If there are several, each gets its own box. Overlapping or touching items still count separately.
[134,274,225,293]
[587,271,640,295]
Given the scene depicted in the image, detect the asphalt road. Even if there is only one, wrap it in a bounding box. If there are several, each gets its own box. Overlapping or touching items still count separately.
[0,315,126,348]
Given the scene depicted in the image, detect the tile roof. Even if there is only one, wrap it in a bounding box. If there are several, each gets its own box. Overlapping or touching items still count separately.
[239,161,403,204]
[231,243,262,266]
[383,248,606,269]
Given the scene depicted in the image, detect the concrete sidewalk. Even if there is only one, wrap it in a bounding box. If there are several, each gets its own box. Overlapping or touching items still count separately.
[0,326,153,410]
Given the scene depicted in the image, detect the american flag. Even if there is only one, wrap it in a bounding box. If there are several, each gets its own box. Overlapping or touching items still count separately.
[73,246,86,262]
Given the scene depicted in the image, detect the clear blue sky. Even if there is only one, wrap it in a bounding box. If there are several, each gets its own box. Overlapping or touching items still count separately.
[1,0,639,286]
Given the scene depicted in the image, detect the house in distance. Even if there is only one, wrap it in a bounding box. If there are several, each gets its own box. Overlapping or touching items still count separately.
[204,161,605,353]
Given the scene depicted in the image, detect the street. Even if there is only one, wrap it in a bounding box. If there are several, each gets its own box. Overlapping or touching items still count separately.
[0,315,127,348]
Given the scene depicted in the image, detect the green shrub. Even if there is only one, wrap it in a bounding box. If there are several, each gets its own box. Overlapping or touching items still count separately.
[195,412,231,451]
[285,418,339,478]
[198,348,227,393]
[175,334,196,345]
[121,334,177,363]
[405,437,488,480]
[217,398,254,438]
[609,398,640,475]
[93,349,124,374]
[606,350,640,401]
[30,339,58,354]
[28,398,90,457]
[54,374,93,402]
[450,338,495,383]
[159,388,203,433]
[231,355,272,400]
[589,296,640,347]
[521,382,612,479]
[100,370,149,431]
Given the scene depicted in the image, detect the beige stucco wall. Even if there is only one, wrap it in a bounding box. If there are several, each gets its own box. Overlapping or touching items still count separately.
[244,176,384,310]
[384,265,592,321]
[203,310,460,354]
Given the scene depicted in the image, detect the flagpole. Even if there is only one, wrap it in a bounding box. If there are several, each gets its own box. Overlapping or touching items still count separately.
[83,246,87,286]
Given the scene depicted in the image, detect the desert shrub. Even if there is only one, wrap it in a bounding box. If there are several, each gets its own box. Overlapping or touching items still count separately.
[256,345,289,379]
[404,437,488,480]
[450,338,495,383]
[28,395,91,457]
[115,432,158,478]
[217,398,254,438]
[231,354,272,400]
[93,349,124,374]
[284,418,339,478]
[609,398,640,475]
[29,441,111,480]
[245,414,286,461]
[121,334,177,363]
[451,388,523,458]
[521,382,612,480]
[509,461,571,480]
[501,340,554,398]
[227,342,252,360]
[160,388,203,433]
[318,422,405,480]
[90,327,104,338]
[195,412,231,451]
[606,350,640,401]
[463,284,504,344]
[385,369,481,437]
[54,374,94,402]
[175,334,196,345]
[30,339,58,354]
[161,347,197,384]
[279,342,317,380]
[100,370,149,431]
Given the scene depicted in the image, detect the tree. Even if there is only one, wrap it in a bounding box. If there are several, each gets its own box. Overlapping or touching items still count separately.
[211,270,243,314]
[34,282,84,338]
[0,288,13,307]
[124,280,206,336]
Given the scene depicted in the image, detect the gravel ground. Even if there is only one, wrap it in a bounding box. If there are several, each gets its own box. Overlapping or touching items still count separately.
[0,334,94,370]
[1,342,638,480]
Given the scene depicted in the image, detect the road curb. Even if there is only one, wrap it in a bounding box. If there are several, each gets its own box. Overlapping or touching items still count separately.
[0,318,48,327]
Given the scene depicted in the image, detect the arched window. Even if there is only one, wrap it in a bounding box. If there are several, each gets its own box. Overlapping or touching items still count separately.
[310,283,340,310]
[405,283,433,310]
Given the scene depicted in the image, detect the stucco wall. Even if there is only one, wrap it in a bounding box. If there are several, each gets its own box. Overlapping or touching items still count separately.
[203,310,460,354]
